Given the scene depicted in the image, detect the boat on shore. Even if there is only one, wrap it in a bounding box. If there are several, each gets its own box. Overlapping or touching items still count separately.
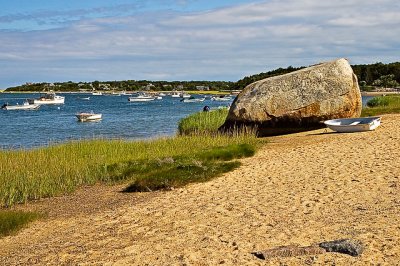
[28,92,65,105]
[1,101,40,110]
[76,112,102,122]
[324,116,381,133]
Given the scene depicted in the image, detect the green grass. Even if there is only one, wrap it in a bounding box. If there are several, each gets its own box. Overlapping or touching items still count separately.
[178,108,229,135]
[362,95,400,116]
[0,210,40,237]
[0,134,258,207]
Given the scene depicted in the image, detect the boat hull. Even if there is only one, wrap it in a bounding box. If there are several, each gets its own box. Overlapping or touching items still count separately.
[128,97,155,102]
[76,113,102,122]
[324,117,381,132]
[4,104,40,110]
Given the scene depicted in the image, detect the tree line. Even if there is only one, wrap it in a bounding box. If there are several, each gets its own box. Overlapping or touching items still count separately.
[5,62,400,92]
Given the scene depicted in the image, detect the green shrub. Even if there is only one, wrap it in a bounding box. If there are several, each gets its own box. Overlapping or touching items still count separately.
[366,96,389,107]
[0,211,40,237]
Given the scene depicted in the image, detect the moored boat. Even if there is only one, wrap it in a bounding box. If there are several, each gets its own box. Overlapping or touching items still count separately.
[211,95,233,101]
[181,97,205,103]
[324,116,381,133]
[76,112,102,122]
[28,92,65,105]
[128,93,156,102]
[1,101,40,110]
[92,91,103,96]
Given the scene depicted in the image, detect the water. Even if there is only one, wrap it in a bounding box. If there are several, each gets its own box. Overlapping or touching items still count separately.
[0,93,232,149]
[0,93,375,149]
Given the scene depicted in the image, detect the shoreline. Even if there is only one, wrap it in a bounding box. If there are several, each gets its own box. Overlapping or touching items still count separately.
[361,91,400,96]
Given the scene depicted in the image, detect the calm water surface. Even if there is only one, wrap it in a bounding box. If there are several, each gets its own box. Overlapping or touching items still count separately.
[0,93,374,149]
[0,93,232,149]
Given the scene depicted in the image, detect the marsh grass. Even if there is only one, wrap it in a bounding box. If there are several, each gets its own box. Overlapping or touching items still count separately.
[0,134,257,207]
[113,143,255,192]
[0,210,40,237]
[178,108,229,135]
[362,95,400,116]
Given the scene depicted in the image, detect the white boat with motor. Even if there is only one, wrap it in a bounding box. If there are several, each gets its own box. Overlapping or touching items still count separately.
[211,95,233,101]
[28,92,65,105]
[128,93,156,102]
[180,92,191,98]
[181,97,205,103]
[1,101,40,110]
[76,112,102,122]
[324,116,381,133]
[92,91,103,96]
[171,91,181,98]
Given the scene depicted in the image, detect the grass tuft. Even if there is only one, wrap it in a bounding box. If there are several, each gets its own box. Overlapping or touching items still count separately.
[0,210,40,237]
[178,108,229,135]
[362,95,400,116]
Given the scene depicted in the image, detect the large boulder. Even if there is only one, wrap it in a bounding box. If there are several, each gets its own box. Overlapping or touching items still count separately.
[221,58,362,136]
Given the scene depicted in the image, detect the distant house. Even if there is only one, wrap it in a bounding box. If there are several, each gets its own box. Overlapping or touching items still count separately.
[196,85,209,91]
[176,85,184,90]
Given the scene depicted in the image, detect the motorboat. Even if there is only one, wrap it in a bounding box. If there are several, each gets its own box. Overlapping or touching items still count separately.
[324,117,381,133]
[211,95,233,101]
[180,92,191,98]
[1,101,40,110]
[92,91,103,96]
[171,91,181,98]
[128,93,156,102]
[121,91,133,96]
[79,96,90,100]
[181,97,205,103]
[28,92,65,105]
[76,112,102,122]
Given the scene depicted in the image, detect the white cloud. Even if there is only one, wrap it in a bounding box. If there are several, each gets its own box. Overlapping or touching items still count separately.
[0,0,399,88]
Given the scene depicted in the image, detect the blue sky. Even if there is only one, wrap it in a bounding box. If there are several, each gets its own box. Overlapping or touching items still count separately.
[0,0,399,88]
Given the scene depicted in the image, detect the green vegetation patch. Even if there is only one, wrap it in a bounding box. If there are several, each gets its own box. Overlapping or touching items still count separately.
[362,95,400,116]
[178,108,229,135]
[109,143,255,192]
[0,210,40,237]
[0,134,258,207]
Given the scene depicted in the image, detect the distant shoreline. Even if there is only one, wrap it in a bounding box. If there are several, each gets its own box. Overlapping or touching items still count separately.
[361,91,400,96]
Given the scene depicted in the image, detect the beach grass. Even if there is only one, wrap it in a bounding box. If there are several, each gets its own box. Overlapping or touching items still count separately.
[362,95,400,116]
[178,108,229,135]
[0,133,258,207]
[0,210,40,237]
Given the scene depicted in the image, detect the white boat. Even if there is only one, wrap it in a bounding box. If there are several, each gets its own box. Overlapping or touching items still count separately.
[28,92,65,105]
[76,112,102,122]
[181,97,205,103]
[128,93,156,102]
[171,91,181,98]
[180,92,191,98]
[2,101,40,110]
[92,91,103,96]
[121,91,133,96]
[211,95,233,101]
[79,97,90,100]
[324,117,381,133]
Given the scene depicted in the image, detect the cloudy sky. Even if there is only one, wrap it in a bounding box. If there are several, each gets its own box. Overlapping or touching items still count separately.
[1,0,399,88]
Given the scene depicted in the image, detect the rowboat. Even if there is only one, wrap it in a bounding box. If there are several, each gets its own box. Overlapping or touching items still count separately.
[1,101,40,110]
[76,112,102,122]
[324,117,381,133]
[211,95,233,101]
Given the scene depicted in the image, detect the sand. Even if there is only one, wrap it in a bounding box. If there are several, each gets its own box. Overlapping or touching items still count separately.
[1,114,399,265]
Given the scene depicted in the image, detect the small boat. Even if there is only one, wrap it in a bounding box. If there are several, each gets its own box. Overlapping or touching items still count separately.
[92,91,103,96]
[180,92,191,98]
[79,97,90,100]
[76,112,102,122]
[181,97,205,103]
[121,91,133,96]
[1,101,40,110]
[28,92,65,105]
[128,93,156,102]
[171,91,181,98]
[324,117,381,133]
[211,95,233,101]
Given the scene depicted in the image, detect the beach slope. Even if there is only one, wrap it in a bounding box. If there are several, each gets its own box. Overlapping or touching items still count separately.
[1,114,399,265]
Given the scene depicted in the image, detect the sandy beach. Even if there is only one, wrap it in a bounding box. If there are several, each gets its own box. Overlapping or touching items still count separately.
[1,114,400,265]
